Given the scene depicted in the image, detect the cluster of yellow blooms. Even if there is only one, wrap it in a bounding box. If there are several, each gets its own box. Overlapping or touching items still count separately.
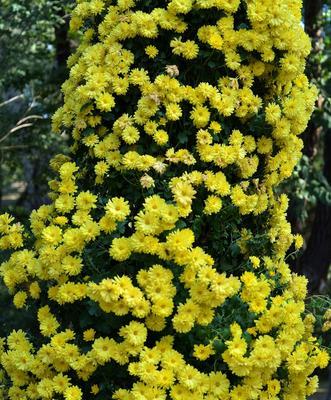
[0,0,329,398]
[322,309,331,332]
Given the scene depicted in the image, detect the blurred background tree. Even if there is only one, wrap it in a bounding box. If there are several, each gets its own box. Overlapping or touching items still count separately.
[0,0,74,216]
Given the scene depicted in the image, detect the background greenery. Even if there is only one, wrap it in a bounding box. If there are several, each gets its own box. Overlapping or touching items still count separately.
[0,0,74,215]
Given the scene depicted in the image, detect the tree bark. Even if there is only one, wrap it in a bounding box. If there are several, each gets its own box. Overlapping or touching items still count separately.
[297,130,331,293]
[54,10,71,70]
[304,0,323,38]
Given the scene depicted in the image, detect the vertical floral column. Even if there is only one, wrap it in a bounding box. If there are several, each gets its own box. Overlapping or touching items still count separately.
[0,0,329,399]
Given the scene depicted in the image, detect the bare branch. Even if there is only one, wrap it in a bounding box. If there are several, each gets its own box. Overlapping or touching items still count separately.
[0,95,24,108]
[0,145,30,150]
[16,115,44,125]
[0,123,34,144]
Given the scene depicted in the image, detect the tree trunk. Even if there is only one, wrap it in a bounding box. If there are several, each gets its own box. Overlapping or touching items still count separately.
[304,0,323,38]
[297,130,331,293]
[54,10,71,70]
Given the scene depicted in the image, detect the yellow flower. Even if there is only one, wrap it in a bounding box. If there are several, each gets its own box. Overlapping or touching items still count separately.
[84,329,96,342]
[134,211,160,235]
[0,213,14,233]
[62,255,83,276]
[190,106,210,128]
[170,38,199,59]
[122,126,140,144]
[96,93,115,111]
[153,129,169,145]
[172,180,196,207]
[53,215,68,225]
[322,321,331,332]
[64,386,83,400]
[76,191,97,211]
[209,121,222,133]
[37,379,55,398]
[29,282,41,299]
[204,195,222,215]
[257,136,273,154]
[80,220,101,241]
[119,321,147,346]
[63,228,85,251]
[59,162,78,180]
[168,0,192,14]
[53,373,71,393]
[294,234,304,249]
[82,134,99,147]
[204,171,231,196]
[95,161,109,177]
[166,103,182,121]
[193,344,215,360]
[13,291,27,309]
[145,45,158,58]
[166,229,194,252]
[109,237,132,261]
[91,384,100,395]
[99,215,117,233]
[249,256,260,269]
[105,197,130,221]
[42,225,62,245]
[55,194,75,214]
